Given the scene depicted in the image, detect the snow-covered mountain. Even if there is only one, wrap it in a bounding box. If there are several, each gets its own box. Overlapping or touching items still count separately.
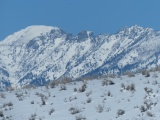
[0,25,160,87]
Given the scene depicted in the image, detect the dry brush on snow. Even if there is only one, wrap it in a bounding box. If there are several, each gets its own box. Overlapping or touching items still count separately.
[1,71,160,120]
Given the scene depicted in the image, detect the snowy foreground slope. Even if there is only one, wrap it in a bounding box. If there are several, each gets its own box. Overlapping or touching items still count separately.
[1,25,160,87]
[1,72,160,120]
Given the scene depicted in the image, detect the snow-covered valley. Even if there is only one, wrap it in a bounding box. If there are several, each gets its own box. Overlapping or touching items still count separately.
[1,71,160,120]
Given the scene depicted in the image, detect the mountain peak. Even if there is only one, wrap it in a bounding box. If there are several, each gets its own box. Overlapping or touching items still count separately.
[0,25,61,45]
[117,25,154,39]
[121,25,153,32]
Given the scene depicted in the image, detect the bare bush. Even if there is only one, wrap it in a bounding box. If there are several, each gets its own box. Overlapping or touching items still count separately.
[29,113,36,120]
[117,109,125,116]
[50,77,72,88]
[0,93,5,99]
[107,91,112,96]
[50,80,59,88]
[15,92,24,101]
[96,104,104,113]
[102,80,115,86]
[69,107,82,115]
[75,115,86,120]
[146,111,153,117]
[124,71,135,77]
[60,84,67,91]
[36,93,48,100]
[144,100,154,110]
[153,65,160,72]
[122,83,135,92]
[144,87,153,94]
[60,77,72,84]
[8,102,13,107]
[74,88,77,92]
[152,73,158,78]
[152,80,158,85]
[49,108,55,115]
[86,97,92,103]
[130,83,136,91]
[41,97,46,105]
[121,83,125,89]
[79,83,87,92]
[145,72,150,77]
[140,105,147,112]
[141,69,150,77]
[0,111,4,117]
[108,74,117,78]
[31,100,34,104]
[3,102,13,108]
[141,69,147,75]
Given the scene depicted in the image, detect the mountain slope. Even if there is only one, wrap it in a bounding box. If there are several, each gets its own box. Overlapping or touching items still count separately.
[1,72,160,120]
[0,25,160,87]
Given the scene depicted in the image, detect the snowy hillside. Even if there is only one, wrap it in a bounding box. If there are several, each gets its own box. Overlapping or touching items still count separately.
[0,25,160,87]
[0,72,160,120]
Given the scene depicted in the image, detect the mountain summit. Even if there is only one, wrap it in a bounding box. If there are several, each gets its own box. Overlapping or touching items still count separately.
[0,25,160,88]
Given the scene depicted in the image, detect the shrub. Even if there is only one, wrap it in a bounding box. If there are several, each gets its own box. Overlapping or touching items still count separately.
[117,109,125,116]
[31,100,34,104]
[79,83,87,93]
[107,91,111,96]
[102,80,115,86]
[144,100,153,110]
[37,93,48,100]
[152,73,158,78]
[75,115,86,120]
[124,71,135,77]
[0,93,5,99]
[74,88,77,92]
[96,104,104,113]
[141,69,150,77]
[49,108,55,115]
[86,97,92,103]
[141,69,147,75]
[144,87,153,94]
[8,102,13,107]
[121,83,125,89]
[15,92,24,101]
[130,83,135,91]
[0,111,4,117]
[60,84,67,91]
[29,113,36,120]
[41,97,46,105]
[124,83,136,92]
[140,105,146,112]
[3,102,13,108]
[69,107,82,115]
[108,74,117,78]
[145,72,150,77]
[126,85,131,91]
[60,77,72,84]
[50,80,58,88]
[152,80,158,85]
[146,111,153,117]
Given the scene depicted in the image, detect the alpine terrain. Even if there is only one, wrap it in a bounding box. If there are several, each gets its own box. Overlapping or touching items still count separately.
[0,25,160,88]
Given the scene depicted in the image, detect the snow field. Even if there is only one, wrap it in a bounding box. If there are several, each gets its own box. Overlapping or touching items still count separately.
[1,72,160,120]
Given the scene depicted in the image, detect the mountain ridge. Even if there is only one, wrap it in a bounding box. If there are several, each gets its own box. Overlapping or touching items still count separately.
[0,25,160,88]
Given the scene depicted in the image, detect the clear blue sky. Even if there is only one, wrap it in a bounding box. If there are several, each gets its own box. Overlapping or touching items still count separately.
[0,0,160,40]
